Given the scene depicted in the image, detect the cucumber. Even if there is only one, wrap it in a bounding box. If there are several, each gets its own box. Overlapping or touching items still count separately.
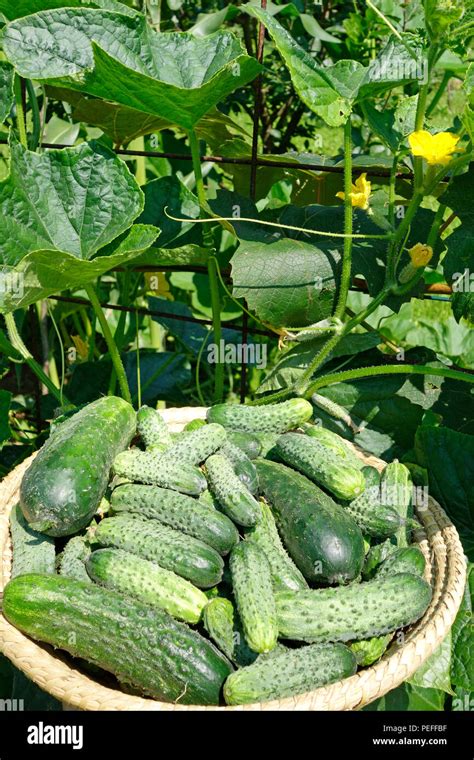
[230,541,278,654]
[362,466,381,486]
[275,433,366,501]
[113,449,207,496]
[94,515,223,588]
[110,483,238,555]
[380,461,413,547]
[207,398,313,434]
[58,535,91,583]
[350,634,392,666]
[20,396,136,536]
[86,548,207,623]
[136,405,172,450]
[9,504,55,578]
[223,642,357,705]
[205,454,260,527]
[362,539,397,580]
[343,484,404,539]
[226,431,261,459]
[255,460,365,584]
[203,597,257,667]
[302,424,363,470]
[375,546,426,579]
[254,432,280,458]
[219,441,259,494]
[183,418,206,432]
[246,501,308,591]
[3,574,232,705]
[159,424,227,466]
[276,573,432,643]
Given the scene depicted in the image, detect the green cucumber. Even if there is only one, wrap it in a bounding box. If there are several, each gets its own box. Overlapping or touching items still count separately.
[229,541,278,654]
[3,574,232,705]
[276,573,432,643]
[94,515,223,588]
[302,424,363,470]
[223,642,357,705]
[9,504,55,578]
[275,433,366,501]
[207,398,313,434]
[375,546,426,579]
[58,535,91,583]
[254,432,280,458]
[110,483,238,555]
[203,597,257,667]
[380,461,413,547]
[350,634,392,666]
[344,484,404,539]
[183,418,206,432]
[136,405,172,450]
[362,539,397,580]
[256,460,365,584]
[113,449,207,496]
[86,548,207,623]
[159,423,227,466]
[20,396,136,536]
[219,441,259,494]
[205,454,260,527]
[226,431,261,459]
[246,501,308,591]
[362,466,381,487]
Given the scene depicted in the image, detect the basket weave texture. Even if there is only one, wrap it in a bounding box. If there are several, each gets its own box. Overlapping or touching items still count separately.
[0,407,467,711]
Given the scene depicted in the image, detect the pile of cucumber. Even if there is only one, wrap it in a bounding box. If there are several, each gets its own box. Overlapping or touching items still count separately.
[3,395,432,706]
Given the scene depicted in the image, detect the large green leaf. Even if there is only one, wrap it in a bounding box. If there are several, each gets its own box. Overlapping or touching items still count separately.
[416,426,474,559]
[408,634,453,694]
[2,8,262,129]
[245,6,424,126]
[442,165,474,284]
[364,683,446,711]
[0,62,14,126]
[0,0,139,20]
[451,565,474,691]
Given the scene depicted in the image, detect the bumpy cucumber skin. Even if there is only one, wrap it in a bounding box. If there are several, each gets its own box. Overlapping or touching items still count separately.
[375,546,426,579]
[110,483,238,555]
[159,424,227,466]
[276,433,366,501]
[223,642,357,705]
[58,535,91,583]
[302,424,363,470]
[226,431,261,459]
[350,634,392,666]
[380,461,413,548]
[276,572,432,643]
[137,405,172,449]
[219,441,259,494]
[94,515,223,588]
[10,504,55,578]
[362,539,397,580]
[207,398,313,434]
[113,449,207,496]
[361,466,381,487]
[87,548,207,623]
[184,418,207,432]
[247,501,308,591]
[205,454,260,527]
[3,574,232,705]
[203,597,258,667]
[344,485,403,539]
[229,541,278,654]
[20,396,136,537]
[256,460,365,584]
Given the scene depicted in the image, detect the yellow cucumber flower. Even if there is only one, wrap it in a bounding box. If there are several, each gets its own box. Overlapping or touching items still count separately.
[408,243,433,268]
[408,130,461,166]
[336,173,371,210]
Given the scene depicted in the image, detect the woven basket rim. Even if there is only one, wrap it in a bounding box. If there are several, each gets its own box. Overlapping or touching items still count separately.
[0,406,467,711]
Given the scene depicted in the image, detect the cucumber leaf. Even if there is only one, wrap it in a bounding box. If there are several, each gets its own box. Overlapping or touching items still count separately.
[415,426,474,560]
[451,564,474,691]
[0,0,140,20]
[442,165,474,284]
[408,633,454,695]
[0,62,14,126]
[364,683,446,711]
[2,8,262,129]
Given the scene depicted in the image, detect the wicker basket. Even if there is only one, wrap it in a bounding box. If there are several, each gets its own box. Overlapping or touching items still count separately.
[0,407,467,711]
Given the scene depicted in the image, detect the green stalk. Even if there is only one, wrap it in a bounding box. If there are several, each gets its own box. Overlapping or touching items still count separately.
[426,71,451,118]
[334,117,353,320]
[413,45,438,192]
[188,128,224,402]
[84,283,132,404]
[13,75,28,149]
[25,79,41,150]
[307,363,474,395]
[4,312,70,405]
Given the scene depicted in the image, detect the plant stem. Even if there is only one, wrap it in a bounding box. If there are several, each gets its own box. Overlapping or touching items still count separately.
[306,363,474,395]
[334,117,353,321]
[4,312,70,405]
[84,283,132,404]
[413,45,438,192]
[14,75,28,149]
[426,71,451,118]
[188,128,224,402]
